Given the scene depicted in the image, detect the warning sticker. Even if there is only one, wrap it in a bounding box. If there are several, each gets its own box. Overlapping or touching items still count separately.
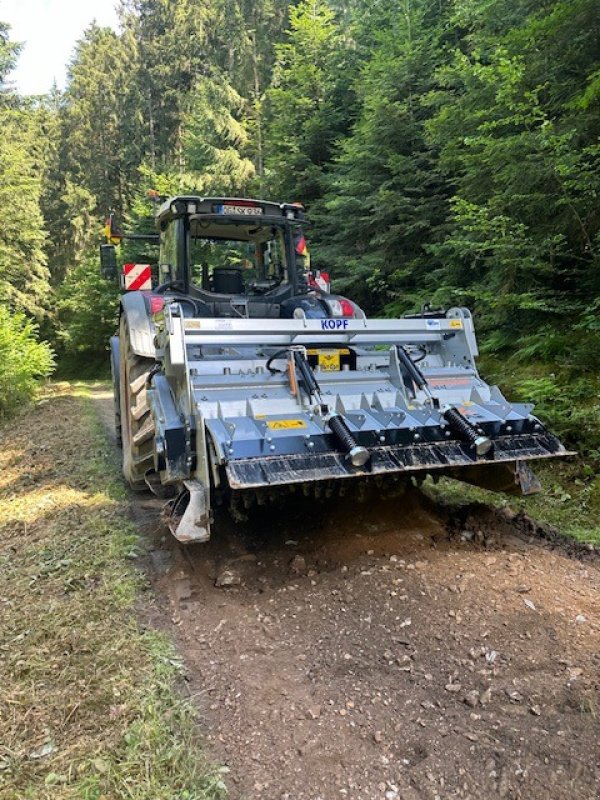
[307,348,350,356]
[266,419,307,430]
[429,377,471,388]
[123,263,152,291]
[449,319,463,329]
[318,350,341,371]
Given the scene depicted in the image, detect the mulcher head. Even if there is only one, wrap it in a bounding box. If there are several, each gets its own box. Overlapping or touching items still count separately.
[149,306,572,541]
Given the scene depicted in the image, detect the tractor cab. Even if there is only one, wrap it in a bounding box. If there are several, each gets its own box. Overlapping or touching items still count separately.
[101,195,362,325]
[154,196,319,319]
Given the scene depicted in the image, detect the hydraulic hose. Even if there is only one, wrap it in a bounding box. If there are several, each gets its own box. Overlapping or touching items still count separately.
[292,350,321,397]
[396,345,428,391]
[287,349,370,467]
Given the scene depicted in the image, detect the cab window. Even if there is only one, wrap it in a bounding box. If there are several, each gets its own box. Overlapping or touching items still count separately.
[189,224,288,293]
[159,220,179,283]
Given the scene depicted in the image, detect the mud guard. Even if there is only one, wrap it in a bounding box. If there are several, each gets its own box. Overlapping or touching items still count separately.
[120,291,156,358]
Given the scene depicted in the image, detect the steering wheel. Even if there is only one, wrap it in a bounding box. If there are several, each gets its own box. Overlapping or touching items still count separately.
[249,279,279,295]
[154,280,185,294]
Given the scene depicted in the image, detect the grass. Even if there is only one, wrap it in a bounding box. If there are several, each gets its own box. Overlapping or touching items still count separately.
[420,353,600,547]
[0,383,227,799]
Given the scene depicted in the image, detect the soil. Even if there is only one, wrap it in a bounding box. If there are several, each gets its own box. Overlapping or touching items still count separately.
[96,392,600,800]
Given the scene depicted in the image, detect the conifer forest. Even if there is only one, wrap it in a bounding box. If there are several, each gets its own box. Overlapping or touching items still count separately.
[1,0,599,450]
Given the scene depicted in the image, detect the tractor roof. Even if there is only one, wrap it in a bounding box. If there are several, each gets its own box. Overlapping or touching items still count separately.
[156,196,307,225]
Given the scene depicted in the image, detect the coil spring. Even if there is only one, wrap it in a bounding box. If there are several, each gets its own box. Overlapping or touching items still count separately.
[444,407,480,446]
[328,414,358,453]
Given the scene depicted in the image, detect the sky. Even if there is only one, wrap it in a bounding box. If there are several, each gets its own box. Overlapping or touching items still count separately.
[2,0,120,95]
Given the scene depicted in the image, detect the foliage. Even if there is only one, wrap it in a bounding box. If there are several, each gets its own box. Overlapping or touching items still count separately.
[0,307,54,417]
[57,258,120,358]
[0,106,52,318]
[264,0,354,203]
[0,20,20,93]
[316,0,451,311]
[424,0,600,336]
[183,71,255,194]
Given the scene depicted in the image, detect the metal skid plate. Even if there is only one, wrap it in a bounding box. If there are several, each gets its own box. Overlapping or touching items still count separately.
[225,432,567,490]
[164,480,211,543]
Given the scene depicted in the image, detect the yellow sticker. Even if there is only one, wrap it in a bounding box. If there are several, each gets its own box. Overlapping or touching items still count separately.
[318,350,341,371]
[185,320,202,329]
[449,319,463,329]
[266,419,307,430]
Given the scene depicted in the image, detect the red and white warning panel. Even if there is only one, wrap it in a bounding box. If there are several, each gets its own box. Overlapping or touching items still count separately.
[123,263,152,291]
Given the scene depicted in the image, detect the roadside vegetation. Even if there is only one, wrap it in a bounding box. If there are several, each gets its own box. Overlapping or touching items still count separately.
[426,459,600,547]
[0,307,54,418]
[0,384,226,799]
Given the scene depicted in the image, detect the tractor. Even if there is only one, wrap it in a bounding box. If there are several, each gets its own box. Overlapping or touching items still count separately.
[102,195,569,543]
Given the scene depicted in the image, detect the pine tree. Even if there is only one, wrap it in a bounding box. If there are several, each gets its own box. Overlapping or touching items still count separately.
[182,71,255,194]
[0,23,51,318]
[316,0,451,313]
[426,0,600,358]
[264,0,353,203]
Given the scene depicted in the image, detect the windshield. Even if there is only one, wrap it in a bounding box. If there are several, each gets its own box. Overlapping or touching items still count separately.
[189,221,288,294]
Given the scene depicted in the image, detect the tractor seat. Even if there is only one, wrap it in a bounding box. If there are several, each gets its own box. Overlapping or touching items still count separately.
[212,266,244,294]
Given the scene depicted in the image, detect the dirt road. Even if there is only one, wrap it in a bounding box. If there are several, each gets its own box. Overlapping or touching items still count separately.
[96,393,600,800]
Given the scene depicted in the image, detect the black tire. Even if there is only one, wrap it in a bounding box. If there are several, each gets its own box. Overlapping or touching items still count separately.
[119,316,156,490]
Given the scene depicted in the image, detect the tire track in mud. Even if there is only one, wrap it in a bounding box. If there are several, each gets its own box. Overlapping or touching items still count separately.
[94,389,600,800]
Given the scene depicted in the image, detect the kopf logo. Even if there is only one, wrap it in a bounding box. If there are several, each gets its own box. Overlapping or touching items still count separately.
[320,319,349,330]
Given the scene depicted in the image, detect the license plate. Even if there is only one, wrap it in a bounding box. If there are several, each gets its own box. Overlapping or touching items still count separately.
[220,204,262,216]
[318,350,341,371]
